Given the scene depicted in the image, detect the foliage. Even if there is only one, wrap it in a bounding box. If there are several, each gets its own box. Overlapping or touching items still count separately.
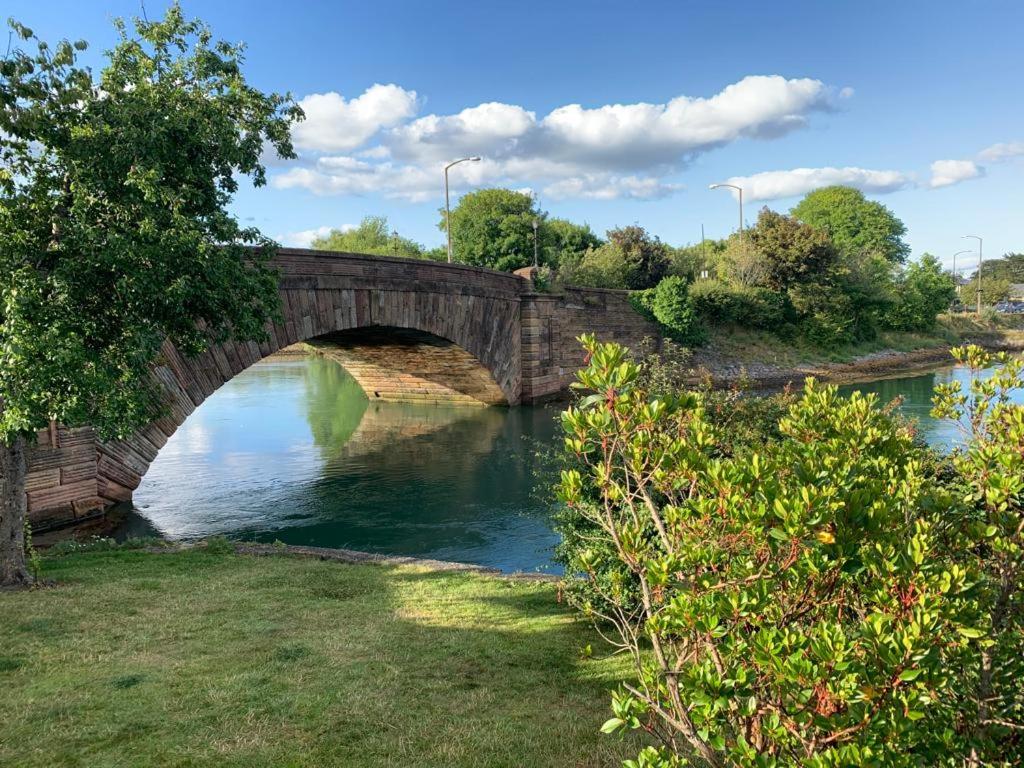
[440,187,547,271]
[969,276,1013,306]
[648,277,707,347]
[688,279,789,330]
[716,234,771,288]
[563,244,632,289]
[930,346,1024,764]
[546,217,604,264]
[567,226,672,290]
[0,4,299,585]
[791,186,910,264]
[669,239,727,282]
[0,6,297,440]
[975,253,1024,285]
[311,216,430,259]
[883,254,958,331]
[559,336,977,767]
[747,208,839,292]
[788,282,858,346]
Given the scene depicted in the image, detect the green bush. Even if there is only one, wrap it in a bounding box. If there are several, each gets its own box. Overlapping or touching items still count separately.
[688,279,789,330]
[557,336,1017,767]
[649,276,707,346]
[883,254,958,331]
[789,282,858,346]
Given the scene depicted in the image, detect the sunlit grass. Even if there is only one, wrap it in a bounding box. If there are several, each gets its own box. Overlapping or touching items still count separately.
[0,549,638,767]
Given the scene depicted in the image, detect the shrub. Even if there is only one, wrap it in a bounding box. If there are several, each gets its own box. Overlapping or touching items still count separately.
[650,276,707,347]
[930,346,1024,762]
[558,336,978,767]
[688,280,789,330]
[883,254,957,331]
[789,282,858,346]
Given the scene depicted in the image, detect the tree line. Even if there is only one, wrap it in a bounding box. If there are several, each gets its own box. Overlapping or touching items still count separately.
[312,185,1021,348]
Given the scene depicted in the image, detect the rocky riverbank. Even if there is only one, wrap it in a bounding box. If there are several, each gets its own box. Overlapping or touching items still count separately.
[692,329,1024,390]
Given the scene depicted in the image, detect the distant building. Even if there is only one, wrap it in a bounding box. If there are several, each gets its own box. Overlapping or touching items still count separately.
[1009,283,1024,301]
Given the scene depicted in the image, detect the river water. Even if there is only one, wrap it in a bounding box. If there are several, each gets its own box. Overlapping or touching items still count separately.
[116,355,1021,572]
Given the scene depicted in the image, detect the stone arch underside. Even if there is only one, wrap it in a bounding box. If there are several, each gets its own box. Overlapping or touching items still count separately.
[306,327,509,406]
[87,282,522,509]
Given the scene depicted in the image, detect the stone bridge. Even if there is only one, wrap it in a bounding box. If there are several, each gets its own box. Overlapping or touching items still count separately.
[25,248,659,530]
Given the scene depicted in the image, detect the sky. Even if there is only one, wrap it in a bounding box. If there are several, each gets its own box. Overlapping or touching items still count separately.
[6,0,1023,269]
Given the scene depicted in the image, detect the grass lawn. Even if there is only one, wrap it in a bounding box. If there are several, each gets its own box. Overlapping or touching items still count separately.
[0,548,639,767]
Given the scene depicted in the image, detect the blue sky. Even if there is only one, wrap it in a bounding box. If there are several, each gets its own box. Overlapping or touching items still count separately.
[7,0,1023,267]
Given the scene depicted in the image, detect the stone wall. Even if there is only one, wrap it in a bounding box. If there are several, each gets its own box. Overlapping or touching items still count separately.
[520,287,661,402]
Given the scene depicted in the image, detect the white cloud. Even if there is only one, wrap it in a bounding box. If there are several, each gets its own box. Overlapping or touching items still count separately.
[534,76,837,170]
[273,75,846,201]
[277,224,353,248]
[928,159,983,189]
[978,141,1024,163]
[291,84,418,153]
[387,102,536,163]
[544,174,680,200]
[721,166,914,202]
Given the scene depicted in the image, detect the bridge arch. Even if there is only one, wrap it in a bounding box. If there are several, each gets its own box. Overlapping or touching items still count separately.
[23,249,660,527]
[90,250,524,507]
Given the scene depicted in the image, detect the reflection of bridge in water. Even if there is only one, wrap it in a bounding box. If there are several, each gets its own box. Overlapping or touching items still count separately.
[109,354,557,566]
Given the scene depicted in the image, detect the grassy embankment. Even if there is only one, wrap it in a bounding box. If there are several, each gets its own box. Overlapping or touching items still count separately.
[700,313,1024,371]
[0,545,638,768]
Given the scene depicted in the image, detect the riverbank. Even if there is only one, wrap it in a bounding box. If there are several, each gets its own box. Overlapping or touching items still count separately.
[692,314,1024,389]
[0,544,635,767]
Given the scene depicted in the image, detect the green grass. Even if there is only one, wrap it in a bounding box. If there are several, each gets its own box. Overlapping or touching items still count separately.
[0,549,640,767]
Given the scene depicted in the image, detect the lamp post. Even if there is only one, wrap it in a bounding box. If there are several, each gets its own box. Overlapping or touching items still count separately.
[952,249,973,298]
[709,183,744,251]
[963,235,983,314]
[444,156,481,263]
[532,219,539,268]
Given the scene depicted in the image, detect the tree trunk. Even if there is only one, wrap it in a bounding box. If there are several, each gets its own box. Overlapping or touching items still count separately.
[0,434,32,588]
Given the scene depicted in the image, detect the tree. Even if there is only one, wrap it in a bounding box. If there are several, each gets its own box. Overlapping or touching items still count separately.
[747,208,838,291]
[545,217,602,266]
[559,337,977,767]
[440,188,545,272]
[975,252,1024,284]
[883,254,957,331]
[0,6,300,586]
[791,185,910,264]
[311,216,429,259]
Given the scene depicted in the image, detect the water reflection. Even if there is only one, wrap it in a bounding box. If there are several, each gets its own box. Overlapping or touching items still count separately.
[837,362,1023,449]
[128,356,561,572]
[121,355,1021,573]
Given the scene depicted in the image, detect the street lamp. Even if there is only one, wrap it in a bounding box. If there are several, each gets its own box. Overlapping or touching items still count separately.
[951,249,973,297]
[963,235,983,314]
[532,219,539,268]
[444,156,481,263]
[709,183,744,250]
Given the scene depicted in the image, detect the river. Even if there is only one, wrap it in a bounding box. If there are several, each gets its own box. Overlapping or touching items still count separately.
[112,354,1021,572]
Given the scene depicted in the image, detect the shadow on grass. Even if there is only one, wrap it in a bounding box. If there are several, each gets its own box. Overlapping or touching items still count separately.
[0,549,642,768]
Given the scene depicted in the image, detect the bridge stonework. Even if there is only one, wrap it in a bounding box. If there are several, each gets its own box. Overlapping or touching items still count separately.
[24,249,659,530]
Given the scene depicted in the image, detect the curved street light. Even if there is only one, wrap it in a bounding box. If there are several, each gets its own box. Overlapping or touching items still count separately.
[963,235,983,314]
[709,183,744,251]
[444,157,481,263]
[951,249,973,297]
